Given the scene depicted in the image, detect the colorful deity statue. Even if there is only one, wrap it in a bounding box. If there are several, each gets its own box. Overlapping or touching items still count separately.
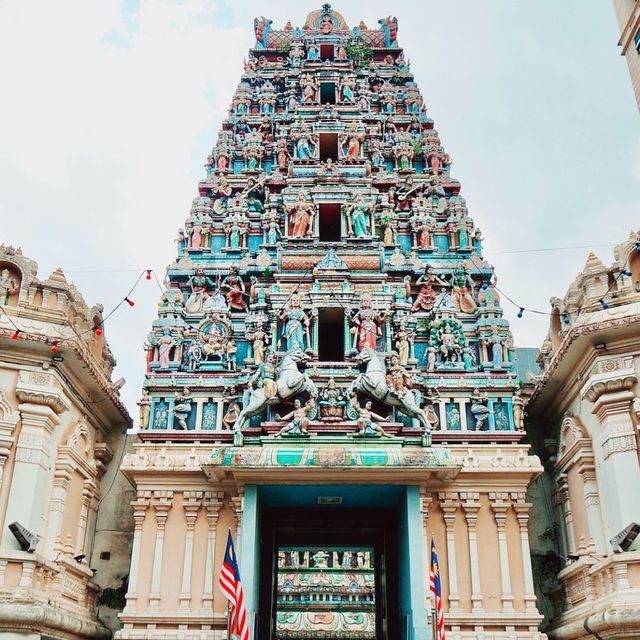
[318,378,347,421]
[394,141,414,171]
[248,324,270,365]
[221,266,247,311]
[292,123,317,160]
[512,388,525,431]
[394,323,413,366]
[275,398,315,437]
[346,193,370,238]
[351,292,386,351]
[412,267,448,312]
[341,121,365,161]
[276,139,291,171]
[470,387,492,430]
[349,393,391,438]
[287,190,315,237]
[278,294,311,351]
[450,265,477,314]
[172,387,192,430]
[301,74,318,103]
[340,76,356,103]
[385,354,412,399]
[185,268,215,314]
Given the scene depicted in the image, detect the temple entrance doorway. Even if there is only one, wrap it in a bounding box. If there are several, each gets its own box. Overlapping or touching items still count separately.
[318,307,344,361]
[258,506,400,640]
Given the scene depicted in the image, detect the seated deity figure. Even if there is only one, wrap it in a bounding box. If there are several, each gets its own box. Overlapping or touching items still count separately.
[350,292,386,352]
[346,193,370,238]
[278,294,310,352]
[318,378,347,421]
[287,190,315,238]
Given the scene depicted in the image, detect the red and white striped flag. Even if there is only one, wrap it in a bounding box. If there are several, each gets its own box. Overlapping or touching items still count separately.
[430,538,446,640]
[218,530,250,640]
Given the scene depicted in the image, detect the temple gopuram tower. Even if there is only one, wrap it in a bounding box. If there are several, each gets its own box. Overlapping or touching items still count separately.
[119,7,547,639]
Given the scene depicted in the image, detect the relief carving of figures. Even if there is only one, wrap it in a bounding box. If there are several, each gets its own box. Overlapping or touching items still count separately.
[349,393,391,438]
[214,146,231,173]
[393,323,413,366]
[350,292,387,352]
[172,387,193,430]
[339,76,356,103]
[263,213,281,245]
[301,74,318,104]
[346,193,371,238]
[278,294,311,352]
[292,122,318,160]
[221,266,248,311]
[244,142,264,171]
[186,340,203,371]
[276,139,291,171]
[483,327,504,368]
[247,324,270,364]
[412,267,448,312]
[394,141,414,171]
[512,388,525,430]
[385,354,413,399]
[287,190,316,238]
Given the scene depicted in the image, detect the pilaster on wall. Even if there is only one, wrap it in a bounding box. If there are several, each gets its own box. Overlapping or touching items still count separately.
[0,389,19,486]
[148,490,174,611]
[179,491,203,612]
[202,491,224,613]
[230,488,245,560]
[512,492,538,614]
[123,490,152,614]
[460,492,484,614]
[438,491,461,613]
[489,492,515,613]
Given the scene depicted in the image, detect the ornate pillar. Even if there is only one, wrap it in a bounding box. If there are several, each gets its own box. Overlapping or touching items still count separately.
[489,493,514,613]
[44,465,72,554]
[148,490,173,611]
[180,491,203,611]
[461,492,483,614]
[202,491,224,611]
[512,493,537,614]
[556,473,575,554]
[582,358,639,543]
[438,492,461,613]
[0,390,19,487]
[76,479,95,554]
[419,489,433,618]
[124,491,151,613]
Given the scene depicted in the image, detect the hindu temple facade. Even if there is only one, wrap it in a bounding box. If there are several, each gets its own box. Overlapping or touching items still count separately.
[527,231,640,639]
[0,245,133,639]
[120,7,546,639]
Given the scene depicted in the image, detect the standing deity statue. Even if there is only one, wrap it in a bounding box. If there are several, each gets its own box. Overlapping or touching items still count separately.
[438,324,462,364]
[394,324,413,366]
[470,388,492,430]
[346,194,370,238]
[385,354,412,399]
[248,351,278,400]
[186,341,202,371]
[349,394,391,437]
[222,402,241,431]
[512,388,525,431]
[287,191,315,238]
[157,328,175,370]
[293,123,317,160]
[484,328,504,368]
[172,387,193,430]
[278,294,311,352]
[221,266,247,311]
[276,139,291,171]
[341,121,365,160]
[137,389,151,429]
[351,292,386,352]
[450,266,477,314]
[248,324,269,365]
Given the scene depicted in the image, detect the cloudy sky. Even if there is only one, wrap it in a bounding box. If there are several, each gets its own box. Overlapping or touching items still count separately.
[1,1,638,417]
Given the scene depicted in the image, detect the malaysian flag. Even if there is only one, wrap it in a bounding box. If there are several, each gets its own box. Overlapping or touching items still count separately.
[218,530,250,640]
[429,538,446,640]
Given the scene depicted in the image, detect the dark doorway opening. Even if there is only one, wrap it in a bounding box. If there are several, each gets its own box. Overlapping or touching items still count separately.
[318,307,344,361]
[320,82,336,104]
[320,44,334,61]
[319,203,341,241]
[258,507,400,640]
[319,133,339,162]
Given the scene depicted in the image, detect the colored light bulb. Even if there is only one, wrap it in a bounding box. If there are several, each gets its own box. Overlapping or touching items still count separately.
[146,270,152,280]
[125,298,135,307]
[51,343,58,353]
[11,330,19,340]
[517,308,524,318]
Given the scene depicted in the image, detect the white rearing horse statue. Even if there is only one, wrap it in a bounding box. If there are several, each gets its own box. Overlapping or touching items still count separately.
[349,348,431,434]
[234,348,318,431]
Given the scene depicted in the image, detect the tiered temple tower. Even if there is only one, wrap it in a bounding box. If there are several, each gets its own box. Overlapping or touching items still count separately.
[120,7,546,639]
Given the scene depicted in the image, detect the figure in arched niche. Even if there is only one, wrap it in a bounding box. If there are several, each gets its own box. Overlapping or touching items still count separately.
[340,76,356,103]
[276,139,291,171]
[346,193,370,238]
[157,327,176,370]
[278,294,311,352]
[221,266,247,312]
[351,292,387,352]
[292,122,317,160]
[287,190,315,238]
[470,387,492,430]
[0,267,19,305]
[301,74,318,103]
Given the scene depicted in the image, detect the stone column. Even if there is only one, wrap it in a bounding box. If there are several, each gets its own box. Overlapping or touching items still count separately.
[148,490,173,611]
[44,465,72,554]
[490,493,514,613]
[124,491,151,613]
[75,479,95,554]
[578,460,606,554]
[461,493,483,614]
[231,488,245,560]
[419,490,433,619]
[512,493,537,614]
[438,492,461,613]
[202,491,224,612]
[556,473,575,554]
[179,491,203,611]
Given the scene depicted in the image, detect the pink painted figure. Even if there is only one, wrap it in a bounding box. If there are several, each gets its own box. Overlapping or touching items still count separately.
[158,329,174,369]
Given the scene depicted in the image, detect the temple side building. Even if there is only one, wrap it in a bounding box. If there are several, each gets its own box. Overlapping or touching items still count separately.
[0,245,133,639]
[613,0,640,109]
[118,7,546,639]
[527,230,640,639]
